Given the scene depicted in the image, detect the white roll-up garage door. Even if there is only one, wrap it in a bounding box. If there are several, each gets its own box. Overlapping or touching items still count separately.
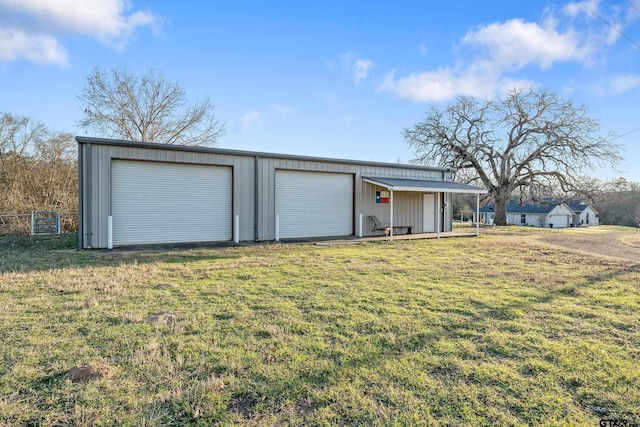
[275,170,353,238]
[111,160,232,245]
[548,214,570,228]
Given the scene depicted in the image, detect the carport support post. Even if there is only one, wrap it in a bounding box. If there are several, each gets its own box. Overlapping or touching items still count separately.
[275,214,280,242]
[476,194,480,237]
[389,189,394,241]
[437,192,441,239]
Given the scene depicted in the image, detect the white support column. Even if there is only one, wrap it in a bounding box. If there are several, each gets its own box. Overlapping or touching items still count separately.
[358,213,363,238]
[476,194,480,237]
[107,215,113,249]
[275,214,280,242]
[389,189,394,240]
[436,192,441,239]
[233,214,240,243]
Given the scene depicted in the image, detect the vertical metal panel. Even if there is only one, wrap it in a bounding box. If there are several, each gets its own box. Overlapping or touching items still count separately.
[259,158,276,240]
[232,155,255,241]
[444,192,452,232]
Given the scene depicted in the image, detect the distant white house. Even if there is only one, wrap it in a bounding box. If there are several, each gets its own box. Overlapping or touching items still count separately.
[477,199,575,228]
[566,200,599,226]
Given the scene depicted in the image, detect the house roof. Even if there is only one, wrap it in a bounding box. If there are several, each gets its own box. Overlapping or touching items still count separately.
[363,177,488,194]
[479,199,565,214]
[565,200,597,214]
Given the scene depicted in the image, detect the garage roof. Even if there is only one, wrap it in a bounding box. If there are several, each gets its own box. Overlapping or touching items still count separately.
[363,177,488,194]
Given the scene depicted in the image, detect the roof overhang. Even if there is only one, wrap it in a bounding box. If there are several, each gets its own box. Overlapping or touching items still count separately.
[363,177,488,194]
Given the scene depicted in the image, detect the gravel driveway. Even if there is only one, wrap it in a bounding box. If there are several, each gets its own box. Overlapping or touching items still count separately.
[538,227,640,263]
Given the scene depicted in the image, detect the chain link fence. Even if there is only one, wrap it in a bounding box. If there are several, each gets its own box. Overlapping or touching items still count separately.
[0,212,78,236]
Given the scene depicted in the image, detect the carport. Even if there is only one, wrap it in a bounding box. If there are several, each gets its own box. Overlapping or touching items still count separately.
[362,177,488,238]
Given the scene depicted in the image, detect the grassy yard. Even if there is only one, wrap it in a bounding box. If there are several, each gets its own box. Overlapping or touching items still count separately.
[1,228,639,426]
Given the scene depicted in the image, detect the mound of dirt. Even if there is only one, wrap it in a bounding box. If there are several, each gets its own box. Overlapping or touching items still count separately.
[146,311,181,324]
[64,363,120,383]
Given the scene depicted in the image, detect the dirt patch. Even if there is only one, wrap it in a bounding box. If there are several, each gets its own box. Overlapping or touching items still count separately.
[146,311,181,324]
[538,228,640,263]
[153,283,176,290]
[621,234,640,248]
[64,363,120,383]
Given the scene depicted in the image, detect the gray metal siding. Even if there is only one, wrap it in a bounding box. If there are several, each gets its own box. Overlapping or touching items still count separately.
[80,144,255,248]
[255,159,442,240]
[361,182,424,235]
[78,138,457,248]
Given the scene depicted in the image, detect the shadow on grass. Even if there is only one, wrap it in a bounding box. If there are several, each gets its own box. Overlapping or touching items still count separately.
[466,263,640,325]
[0,233,245,274]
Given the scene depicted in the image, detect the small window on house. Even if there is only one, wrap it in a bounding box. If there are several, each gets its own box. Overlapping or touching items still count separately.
[520,214,526,224]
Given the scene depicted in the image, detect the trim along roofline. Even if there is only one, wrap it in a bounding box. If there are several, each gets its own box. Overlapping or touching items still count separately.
[363,177,488,194]
[75,136,454,172]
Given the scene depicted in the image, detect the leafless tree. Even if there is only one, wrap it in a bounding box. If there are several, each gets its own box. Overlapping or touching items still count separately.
[78,67,225,146]
[404,87,622,225]
[1,113,77,232]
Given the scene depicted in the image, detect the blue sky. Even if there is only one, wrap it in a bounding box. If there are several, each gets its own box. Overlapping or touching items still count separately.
[1,0,639,182]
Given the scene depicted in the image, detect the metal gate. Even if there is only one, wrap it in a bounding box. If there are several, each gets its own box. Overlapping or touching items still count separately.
[31,211,60,235]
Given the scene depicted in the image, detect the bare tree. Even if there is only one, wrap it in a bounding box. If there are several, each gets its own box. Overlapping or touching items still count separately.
[404,87,622,225]
[1,113,77,232]
[78,67,225,146]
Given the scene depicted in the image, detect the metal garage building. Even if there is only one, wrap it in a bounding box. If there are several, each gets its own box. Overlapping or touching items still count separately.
[77,136,486,249]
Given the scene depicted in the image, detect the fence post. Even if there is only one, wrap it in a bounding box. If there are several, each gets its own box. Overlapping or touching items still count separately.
[31,211,35,235]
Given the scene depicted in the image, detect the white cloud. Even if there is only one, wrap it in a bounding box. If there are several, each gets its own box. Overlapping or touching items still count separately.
[0,29,68,66]
[463,19,590,69]
[337,52,374,85]
[271,104,295,115]
[563,0,601,18]
[239,111,263,130]
[380,12,603,102]
[380,65,534,102]
[608,74,640,94]
[380,68,485,102]
[0,0,159,65]
[353,59,373,85]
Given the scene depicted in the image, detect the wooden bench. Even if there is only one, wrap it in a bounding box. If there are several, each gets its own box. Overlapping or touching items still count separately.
[369,216,414,236]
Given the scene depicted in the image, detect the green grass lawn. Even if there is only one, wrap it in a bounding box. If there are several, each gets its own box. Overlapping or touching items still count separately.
[1,230,639,426]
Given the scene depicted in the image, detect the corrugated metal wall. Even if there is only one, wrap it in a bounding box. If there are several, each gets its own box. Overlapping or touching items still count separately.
[111,160,232,244]
[79,142,255,248]
[78,139,453,248]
